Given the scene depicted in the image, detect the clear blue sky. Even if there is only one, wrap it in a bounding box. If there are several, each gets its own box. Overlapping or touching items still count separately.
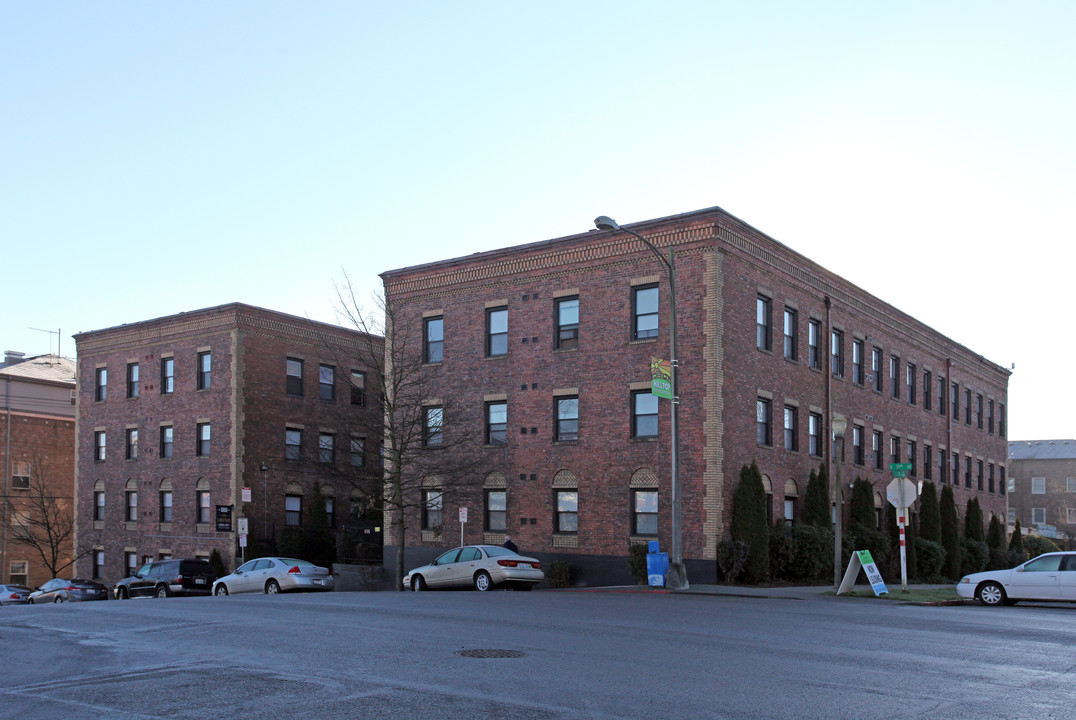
[3,2,1072,440]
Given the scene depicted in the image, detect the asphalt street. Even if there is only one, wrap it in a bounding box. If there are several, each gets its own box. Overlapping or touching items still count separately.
[1,588,1072,719]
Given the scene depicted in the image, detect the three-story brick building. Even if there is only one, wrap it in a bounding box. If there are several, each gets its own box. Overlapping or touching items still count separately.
[73,303,382,582]
[381,206,1010,584]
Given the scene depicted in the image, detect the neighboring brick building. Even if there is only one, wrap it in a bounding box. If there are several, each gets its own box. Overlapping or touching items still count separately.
[1,352,77,588]
[1007,440,1076,548]
[73,304,383,583]
[381,206,1010,584]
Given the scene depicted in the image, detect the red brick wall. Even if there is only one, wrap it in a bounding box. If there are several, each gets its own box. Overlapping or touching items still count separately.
[2,411,76,588]
[383,208,1010,574]
[74,304,382,582]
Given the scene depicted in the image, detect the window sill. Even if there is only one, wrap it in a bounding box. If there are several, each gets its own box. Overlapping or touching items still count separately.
[159,523,172,532]
[553,440,579,446]
[125,522,138,531]
[630,338,659,345]
[630,436,658,443]
[553,347,579,354]
[484,355,507,361]
[93,521,104,531]
[196,524,213,534]
[756,347,773,356]
[484,443,508,449]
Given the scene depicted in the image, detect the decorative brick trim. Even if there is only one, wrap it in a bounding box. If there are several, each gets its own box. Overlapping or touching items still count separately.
[483,472,507,488]
[552,470,578,488]
[629,468,659,488]
[552,534,578,548]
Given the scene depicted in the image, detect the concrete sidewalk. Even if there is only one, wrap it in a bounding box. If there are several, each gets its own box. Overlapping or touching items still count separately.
[572,583,956,601]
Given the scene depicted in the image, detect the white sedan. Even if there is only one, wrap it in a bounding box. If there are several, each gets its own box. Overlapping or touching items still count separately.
[405,545,544,591]
[213,557,334,595]
[957,551,1076,606]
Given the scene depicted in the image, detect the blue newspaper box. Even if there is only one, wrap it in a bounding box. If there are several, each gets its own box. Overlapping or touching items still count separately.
[646,540,669,587]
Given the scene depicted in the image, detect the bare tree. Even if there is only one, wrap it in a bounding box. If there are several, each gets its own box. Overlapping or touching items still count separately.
[333,272,484,589]
[9,452,90,579]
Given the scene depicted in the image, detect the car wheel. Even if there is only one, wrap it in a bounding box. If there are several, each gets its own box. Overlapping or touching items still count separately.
[118,587,129,600]
[474,571,494,592]
[155,586,170,599]
[265,579,280,594]
[412,575,427,591]
[214,584,229,596]
[977,581,1007,606]
[54,595,64,604]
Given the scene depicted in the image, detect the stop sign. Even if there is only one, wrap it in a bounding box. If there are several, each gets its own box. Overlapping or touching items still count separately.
[886,478,918,509]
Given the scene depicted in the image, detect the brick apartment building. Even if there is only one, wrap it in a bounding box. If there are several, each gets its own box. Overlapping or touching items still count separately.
[381,206,1010,584]
[73,304,382,582]
[1007,439,1076,548]
[1,352,77,588]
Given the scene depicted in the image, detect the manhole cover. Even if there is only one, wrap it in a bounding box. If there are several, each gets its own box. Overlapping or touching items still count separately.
[456,649,527,658]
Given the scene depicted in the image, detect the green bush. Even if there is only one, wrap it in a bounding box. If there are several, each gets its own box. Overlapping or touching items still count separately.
[844,527,891,579]
[803,465,830,528]
[960,538,988,576]
[627,544,648,585]
[789,525,834,583]
[987,547,1013,571]
[1023,535,1060,559]
[986,514,1005,551]
[918,482,940,543]
[729,463,769,584]
[208,548,228,578]
[1009,519,1025,559]
[939,485,962,580]
[964,498,985,542]
[848,478,876,533]
[716,539,750,583]
[546,561,573,588]
[768,524,796,581]
[914,538,947,581]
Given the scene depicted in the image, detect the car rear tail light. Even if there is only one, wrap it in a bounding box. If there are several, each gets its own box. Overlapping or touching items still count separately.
[497,559,540,568]
[64,586,76,591]
[176,576,184,584]
[7,593,18,599]
[288,566,301,574]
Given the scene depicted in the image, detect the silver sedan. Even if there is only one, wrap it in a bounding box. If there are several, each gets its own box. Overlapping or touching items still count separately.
[405,545,544,591]
[212,557,334,595]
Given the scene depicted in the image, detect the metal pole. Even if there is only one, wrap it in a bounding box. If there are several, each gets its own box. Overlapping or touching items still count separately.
[833,435,843,591]
[666,247,686,590]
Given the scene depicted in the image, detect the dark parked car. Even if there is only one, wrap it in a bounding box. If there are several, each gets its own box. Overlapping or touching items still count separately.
[115,558,217,599]
[28,578,109,604]
[1,584,32,605]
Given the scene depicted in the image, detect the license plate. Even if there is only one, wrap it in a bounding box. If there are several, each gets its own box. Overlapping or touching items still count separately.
[313,578,323,585]
[517,563,530,569]
[194,578,206,585]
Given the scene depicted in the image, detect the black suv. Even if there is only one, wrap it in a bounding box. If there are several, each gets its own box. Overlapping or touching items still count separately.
[115,559,216,599]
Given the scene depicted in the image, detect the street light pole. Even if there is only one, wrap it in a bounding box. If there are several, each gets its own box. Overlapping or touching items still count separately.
[260,463,269,544]
[594,216,688,590]
[831,417,847,591]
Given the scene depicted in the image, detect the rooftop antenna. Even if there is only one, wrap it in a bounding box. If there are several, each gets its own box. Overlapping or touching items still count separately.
[28,327,60,358]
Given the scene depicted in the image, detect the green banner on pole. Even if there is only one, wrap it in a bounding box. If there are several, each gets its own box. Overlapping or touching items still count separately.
[650,357,672,400]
